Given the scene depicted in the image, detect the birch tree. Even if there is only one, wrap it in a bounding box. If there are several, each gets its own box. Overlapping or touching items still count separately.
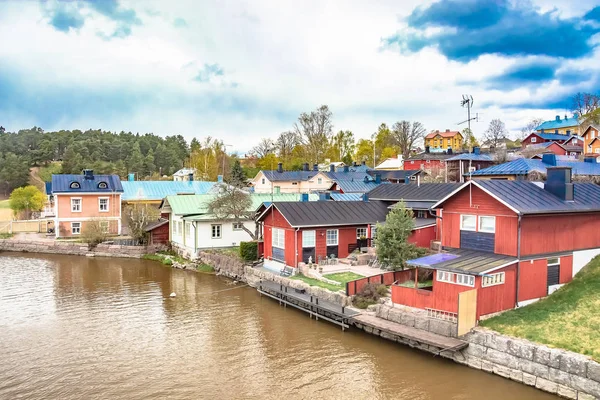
[294,105,334,164]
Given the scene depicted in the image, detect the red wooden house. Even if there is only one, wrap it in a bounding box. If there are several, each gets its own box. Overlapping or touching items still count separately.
[257,200,436,272]
[391,167,600,321]
[404,151,454,172]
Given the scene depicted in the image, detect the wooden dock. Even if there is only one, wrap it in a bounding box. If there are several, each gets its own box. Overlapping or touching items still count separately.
[351,313,468,352]
[257,280,360,330]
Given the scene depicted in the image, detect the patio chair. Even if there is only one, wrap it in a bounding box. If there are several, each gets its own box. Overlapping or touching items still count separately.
[318,256,327,266]
[367,256,377,267]
[329,254,338,265]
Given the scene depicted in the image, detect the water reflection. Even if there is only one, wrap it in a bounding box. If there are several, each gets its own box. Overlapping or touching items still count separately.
[0,253,556,400]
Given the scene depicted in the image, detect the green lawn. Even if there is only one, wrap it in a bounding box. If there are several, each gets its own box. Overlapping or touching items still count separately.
[480,256,600,361]
[398,279,433,288]
[290,271,365,292]
[0,200,9,209]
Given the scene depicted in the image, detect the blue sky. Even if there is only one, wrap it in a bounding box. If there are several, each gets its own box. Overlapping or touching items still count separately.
[1,0,600,152]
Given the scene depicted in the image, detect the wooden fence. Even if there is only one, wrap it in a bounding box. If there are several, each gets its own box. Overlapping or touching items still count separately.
[0,219,53,234]
[346,269,413,296]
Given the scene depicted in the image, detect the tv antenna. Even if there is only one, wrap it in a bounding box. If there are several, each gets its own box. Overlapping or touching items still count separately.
[457,95,477,133]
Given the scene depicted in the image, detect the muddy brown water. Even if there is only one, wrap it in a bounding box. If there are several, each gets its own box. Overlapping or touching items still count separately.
[0,253,556,399]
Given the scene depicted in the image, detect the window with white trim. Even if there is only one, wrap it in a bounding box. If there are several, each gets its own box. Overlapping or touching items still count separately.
[211,224,222,239]
[356,228,367,239]
[99,198,109,212]
[71,222,81,235]
[272,228,285,248]
[99,221,109,234]
[482,272,505,287]
[460,215,476,231]
[318,178,323,184]
[437,270,454,283]
[417,210,426,218]
[456,273,475,287]
[233,223,244,231]
[185,222,191,237]
[178,221,183,235]
[326,229,338,245]
[479,216,496,233]
[71,198,81,212]
[302,230,316,247]
[261,178,265,184]
[547,257,560,267]
[531,137,537,143]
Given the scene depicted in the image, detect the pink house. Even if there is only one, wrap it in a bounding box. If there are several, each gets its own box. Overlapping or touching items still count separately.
[50,170,123,237]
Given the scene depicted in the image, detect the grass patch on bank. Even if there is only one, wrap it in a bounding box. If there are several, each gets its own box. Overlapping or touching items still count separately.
[143,254,173,265]
[197,264,215,273]
[480,256,600,361]
[0,200,10,209]
[290,271,365,292]
[0,233,13,239]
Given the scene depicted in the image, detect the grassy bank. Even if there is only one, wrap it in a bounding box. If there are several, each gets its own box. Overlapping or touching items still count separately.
[481,256,600,361]
[143,252,215,273]
[290,271,364,292]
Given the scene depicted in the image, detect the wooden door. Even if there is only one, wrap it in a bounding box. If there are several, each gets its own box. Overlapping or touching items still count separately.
[457,289,477,336]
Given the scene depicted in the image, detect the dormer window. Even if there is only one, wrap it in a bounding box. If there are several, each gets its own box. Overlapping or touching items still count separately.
[98,182,108,189]
[70,182,81,189]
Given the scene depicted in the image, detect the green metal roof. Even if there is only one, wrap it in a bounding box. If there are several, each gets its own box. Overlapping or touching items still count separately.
[165,193,318,217]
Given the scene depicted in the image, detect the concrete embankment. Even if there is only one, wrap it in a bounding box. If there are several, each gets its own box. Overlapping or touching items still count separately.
[0,239,164,259]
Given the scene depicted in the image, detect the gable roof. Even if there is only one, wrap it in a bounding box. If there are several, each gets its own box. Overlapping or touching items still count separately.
[582,124,600,138]
[407,249,518,275]
[259,200,389,228]
[425,130,461,139]
[406,152,454,161]
[144,218,169,232]
[375,157,403,169]
[258,170,327,182]
[367,170,421,181]
[335,180,387,193]
[173,168,197,176]
[325,171,372,181]
[563,135,584,145]
[121,181,216,201]
[536,115,579,130]
[51,173,123,193]
[468,157,600,177]
[433,179,600,215]
[525,132,572,142]
[367,183,462,202]
[446,153,493,162]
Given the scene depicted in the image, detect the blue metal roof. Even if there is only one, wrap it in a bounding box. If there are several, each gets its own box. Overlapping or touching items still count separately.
[538,133,571,141]
[51,174,123,193]
[536,116,579,131]
[336,180,388,193]
[330,193,363,201]
[325,171,372,181]
[121,181,216,201]
[446,153,493,162]
[261,170,321,182]
[469,158,600,177]
[336,165,372,173]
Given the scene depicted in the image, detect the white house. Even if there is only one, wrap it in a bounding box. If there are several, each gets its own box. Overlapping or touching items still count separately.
[173,168,197,182]
[251,163,334,194]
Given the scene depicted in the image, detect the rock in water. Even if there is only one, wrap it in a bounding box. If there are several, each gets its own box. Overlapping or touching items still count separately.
[170,292,176,298]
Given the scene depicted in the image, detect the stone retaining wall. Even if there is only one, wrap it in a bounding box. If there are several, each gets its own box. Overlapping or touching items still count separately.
[0,239,163,258]
[245,267,352,307]
[198,252,246,281]
[376,304,600,399]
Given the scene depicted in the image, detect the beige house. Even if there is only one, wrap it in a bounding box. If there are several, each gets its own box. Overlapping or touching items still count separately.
[251,163,334,194]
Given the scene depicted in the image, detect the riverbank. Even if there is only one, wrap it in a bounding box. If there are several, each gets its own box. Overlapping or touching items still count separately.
[0,238,164,258]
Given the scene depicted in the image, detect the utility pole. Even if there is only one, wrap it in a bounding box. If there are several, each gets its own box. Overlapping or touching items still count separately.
[222,144,231,177]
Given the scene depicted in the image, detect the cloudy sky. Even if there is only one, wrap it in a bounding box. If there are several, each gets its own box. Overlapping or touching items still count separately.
[1,0,599,153]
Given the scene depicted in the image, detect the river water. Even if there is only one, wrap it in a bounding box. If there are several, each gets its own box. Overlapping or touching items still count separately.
[0,253,555,400]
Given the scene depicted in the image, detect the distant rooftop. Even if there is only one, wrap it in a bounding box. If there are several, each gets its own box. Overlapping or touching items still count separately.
[536,115,579,131]
[468,157,600,177]
[121,181,216,201]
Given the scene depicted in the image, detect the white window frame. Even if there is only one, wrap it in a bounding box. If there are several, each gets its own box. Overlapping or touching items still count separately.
[98,197,109,213]
[185,222,191,238]
[326,229,338,246]
[437,270,454,283]
[71,197,82,213]
[272,228,285,249]
[211,224,222,239]
[233,222,244,231]
[482,272,505,288]
[456,273,475,287]
[531,137,537,143]
[178,221,183,236]
[460,214,477,231]
[317,177,323,184]
[99,221,109,234]
[356,228,367,239]
[302,230,316,247]
[71,222,81,235]
[478,216,496,233]
[416,210,426,218]
[547,257,560,267]
[261,178,266,184]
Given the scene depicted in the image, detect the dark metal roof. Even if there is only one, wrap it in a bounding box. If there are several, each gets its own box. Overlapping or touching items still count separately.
[472,180,600,215]
[367,183,462,202]
[469,158,600,177]
[414,218,436,228]
[325,171,372,181]
[261,170,322,182]
[330,193,363,201]
[367,170,421,180]
[144,218,169,232]
[51,173,123,193]
[446,153,493,162]
[406,152,455,161]
[335,180,387,193]
[407,248,517,275]
[263,201,389,227]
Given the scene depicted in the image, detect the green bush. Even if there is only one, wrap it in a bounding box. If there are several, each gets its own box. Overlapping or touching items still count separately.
[353,283,387,309]
[239,241,258,261]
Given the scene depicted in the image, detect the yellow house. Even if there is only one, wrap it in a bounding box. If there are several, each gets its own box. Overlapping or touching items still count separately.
[425,130,463,152]
[535,115,580,136]
[582,124,600,154]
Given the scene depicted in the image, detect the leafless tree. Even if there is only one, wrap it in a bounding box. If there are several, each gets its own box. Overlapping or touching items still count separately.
[294,105,333,163]
[208,184,257,240]
[519,118,544,140]
[571,92,600,117]
[275,131,299,161]
[483,119,508,150]
[391,121,426,159]
[250,138,275,159]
